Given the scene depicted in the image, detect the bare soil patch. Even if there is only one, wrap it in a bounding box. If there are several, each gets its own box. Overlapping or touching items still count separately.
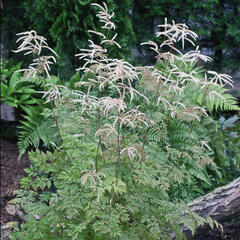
[1,139,30,224]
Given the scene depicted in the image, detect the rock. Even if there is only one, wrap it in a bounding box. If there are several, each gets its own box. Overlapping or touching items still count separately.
[6,204,16,216]
[0,103,16,122]
[0,222,18,240]
[1,224,11,240]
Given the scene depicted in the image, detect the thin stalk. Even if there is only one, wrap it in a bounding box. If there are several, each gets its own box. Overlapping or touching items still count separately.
[92,29,112,171]
[95,137,101,171]
[141,58,170,153]
[50,102,71,161]
[94,106,102,172]
[115,115,121,185]
[141,36,176,153]
[166,120,196,177]
[94,86,104,171]
[166,84,211,177]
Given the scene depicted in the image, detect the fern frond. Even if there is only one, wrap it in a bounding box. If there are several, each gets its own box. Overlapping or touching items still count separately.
[19,76,46,87]
[188,162,211,185]
[185,83,240,112]
[17,106,57,158]
[205,86,240,112]
[167,120,197,150]
[147,123,168,144]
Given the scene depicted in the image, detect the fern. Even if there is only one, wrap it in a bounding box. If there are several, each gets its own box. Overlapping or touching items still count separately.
[167,120,196,150]
[19,76,46,87]
[17,106,57,158]
[188,162,211,185]
[185,82,240,112]
[205,86,240,112]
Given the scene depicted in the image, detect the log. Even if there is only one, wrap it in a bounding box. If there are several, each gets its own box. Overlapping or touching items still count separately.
[189,177,240,222]
[184,177,240,239]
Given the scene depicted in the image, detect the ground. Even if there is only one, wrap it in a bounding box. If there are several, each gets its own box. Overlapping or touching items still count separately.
[0,139,239,239]
[1,139,30,224]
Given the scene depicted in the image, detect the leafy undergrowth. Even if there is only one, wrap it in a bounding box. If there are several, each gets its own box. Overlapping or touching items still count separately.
[6,2,240,240]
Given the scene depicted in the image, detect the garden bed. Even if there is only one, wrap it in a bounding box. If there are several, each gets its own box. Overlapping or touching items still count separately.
[1,139,239,240]
[0,139,30,224]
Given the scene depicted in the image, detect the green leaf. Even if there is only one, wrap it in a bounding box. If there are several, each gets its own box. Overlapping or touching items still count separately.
[1,83,8,97]
[7,86,15,96]
[19,94,31,101]
[9,72,21,88]
[5,100,18,108]
[23,99,38,104]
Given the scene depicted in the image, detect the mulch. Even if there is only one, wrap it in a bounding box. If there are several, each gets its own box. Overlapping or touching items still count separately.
[0,139,239,239]
[1,139,30,224]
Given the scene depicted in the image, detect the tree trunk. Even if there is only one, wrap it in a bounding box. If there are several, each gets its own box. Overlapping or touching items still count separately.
[184,177,240,239]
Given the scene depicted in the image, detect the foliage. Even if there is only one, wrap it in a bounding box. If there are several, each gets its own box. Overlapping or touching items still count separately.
[1,0,28,61]
[1,59,42,110]
[0,59,51,150]
[3,0,240,77]
[0,57,59,158]
[132,0,240,72]
[10,3,239,239]
[19,0,135,80]
[17,106,57,158]
[204,115,240,187]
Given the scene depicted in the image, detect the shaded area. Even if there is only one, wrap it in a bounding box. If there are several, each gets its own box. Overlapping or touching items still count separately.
[189,175,240,240]
[192,219,240,240]
[0,139,30,224]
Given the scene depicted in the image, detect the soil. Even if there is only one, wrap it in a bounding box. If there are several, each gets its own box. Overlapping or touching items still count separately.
[1,139,30,224]
[192,220,240,240]
[0,139,239,239]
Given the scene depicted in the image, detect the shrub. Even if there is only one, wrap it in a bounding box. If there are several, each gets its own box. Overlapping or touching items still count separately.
[1,59,40,112]
[0,59,58,155]
[10,3,239,239]
[205,115,240,187]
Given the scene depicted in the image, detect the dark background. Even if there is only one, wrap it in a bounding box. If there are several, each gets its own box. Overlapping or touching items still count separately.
[1,0,240,81]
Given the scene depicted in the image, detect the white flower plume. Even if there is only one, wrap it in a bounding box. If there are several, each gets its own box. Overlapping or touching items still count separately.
[13,30,58,79]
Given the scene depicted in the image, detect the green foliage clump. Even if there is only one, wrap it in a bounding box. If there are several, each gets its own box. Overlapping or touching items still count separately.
[132,0,240,72]
[204,115,240,187]
[0,60,56,153]
[3,0,240,77]
[9,3,239,240]
[1,59,41,111]
[21,0,135,80]
[0,56,60,157]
